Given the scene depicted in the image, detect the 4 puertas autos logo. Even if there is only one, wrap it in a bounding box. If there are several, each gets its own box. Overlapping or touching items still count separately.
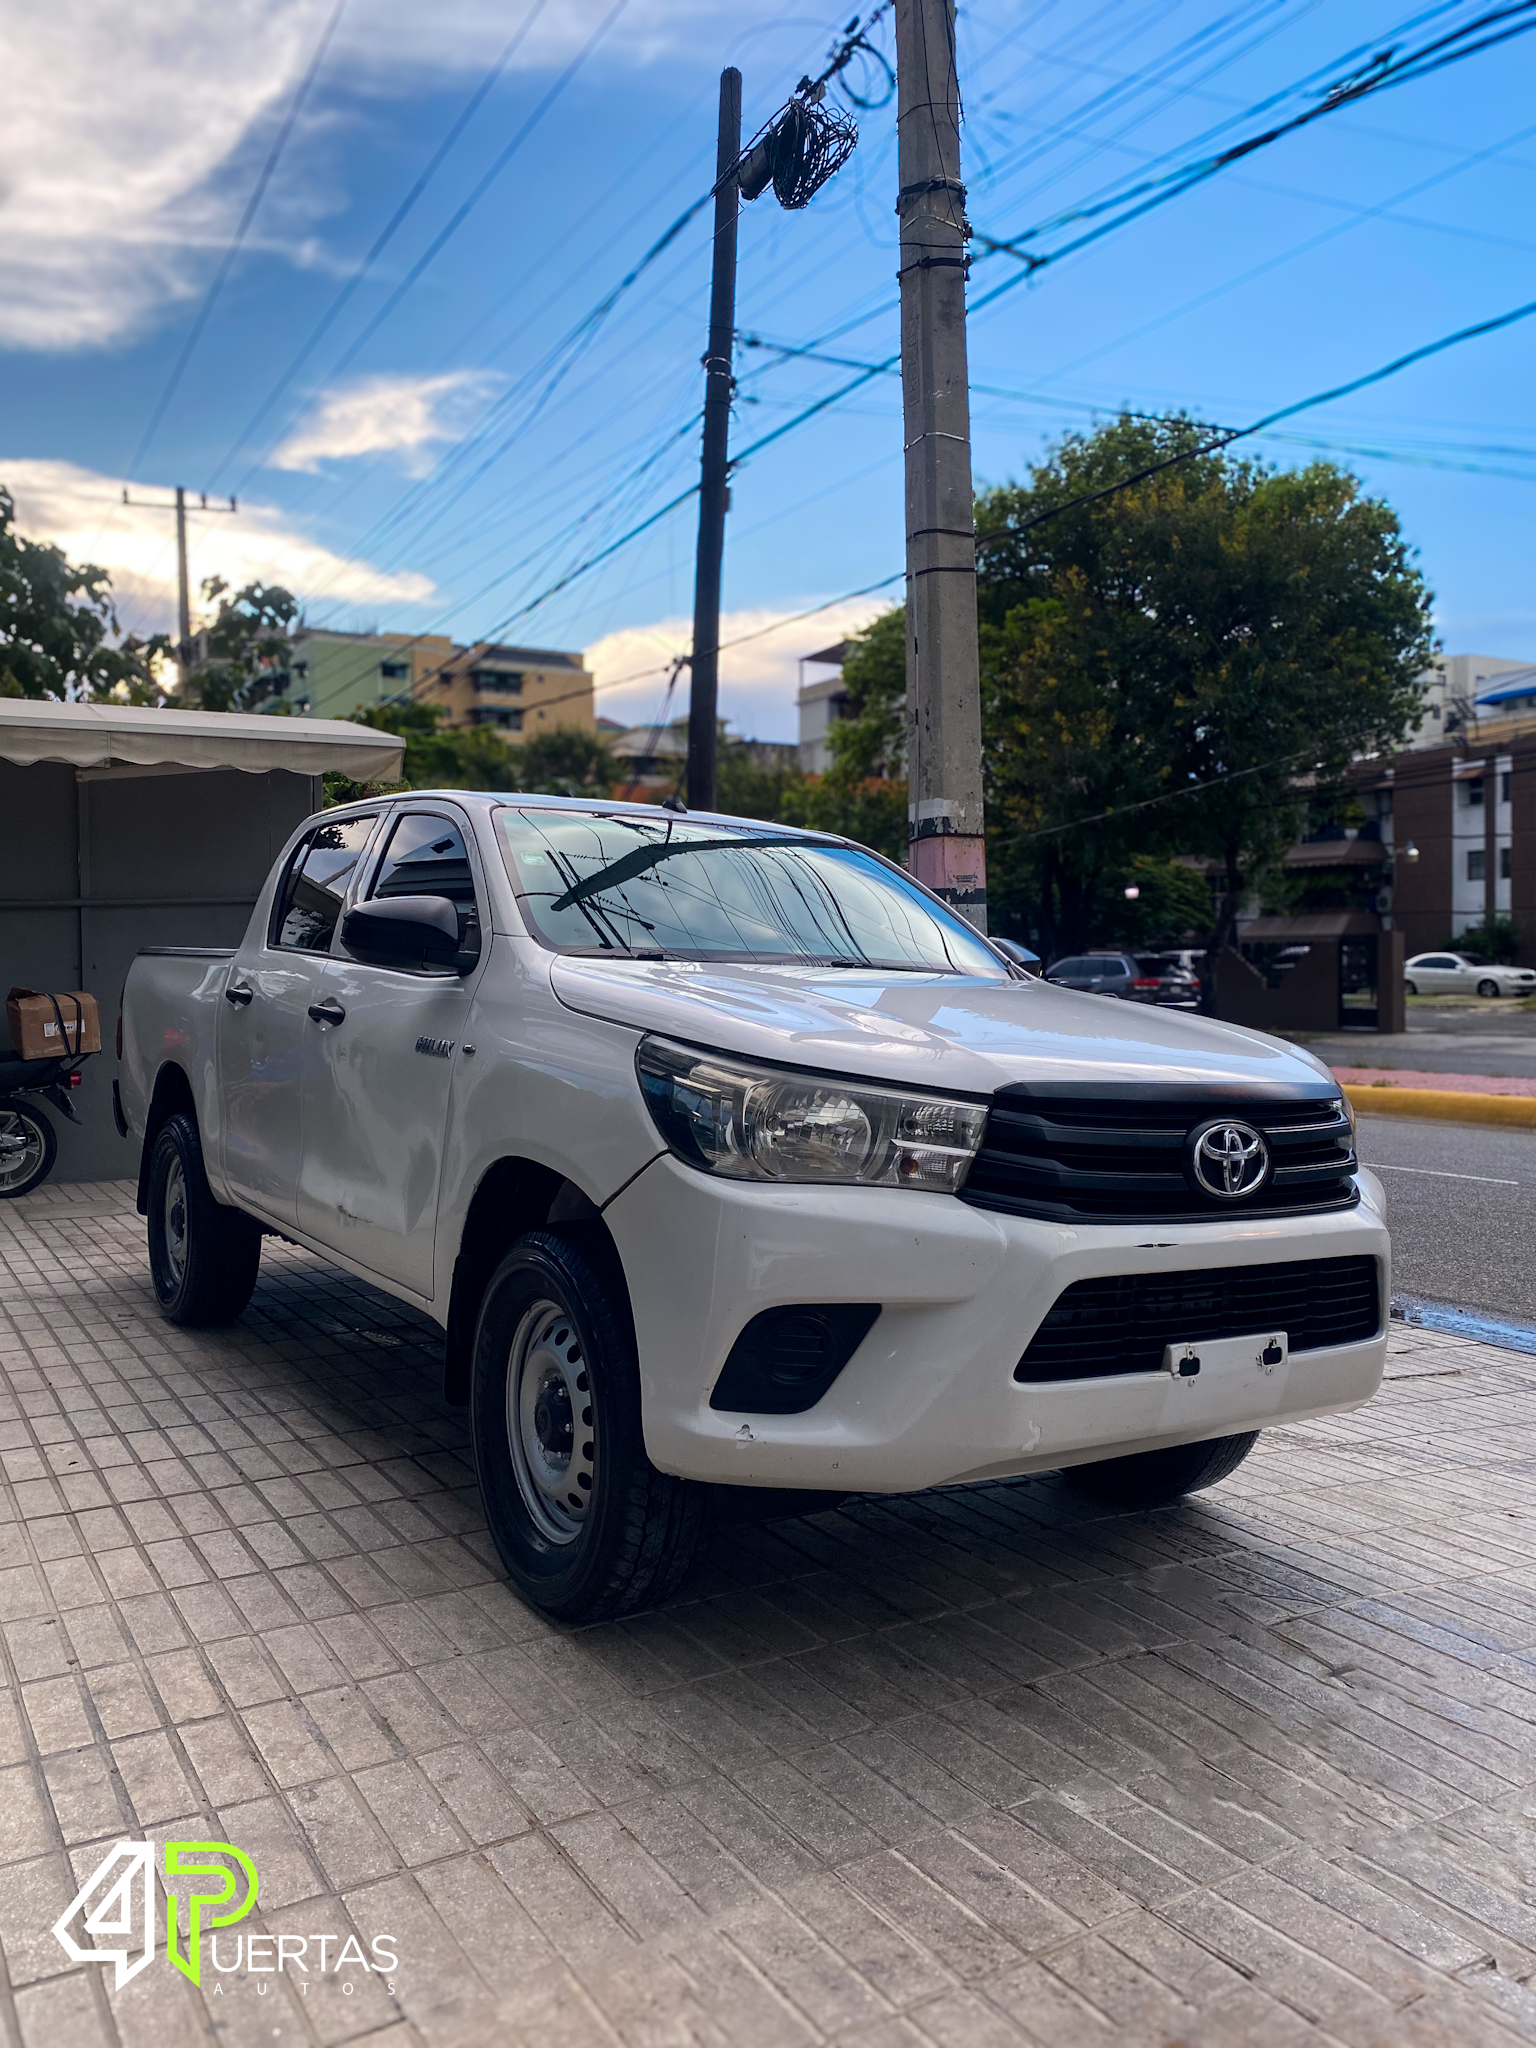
[53,1839,398,1996]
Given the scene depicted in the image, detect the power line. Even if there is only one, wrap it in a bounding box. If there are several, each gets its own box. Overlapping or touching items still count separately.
[232,0,629,494]
[971,290,1536,550]
[973,0,1536,275]
[125,0,349,481]
[204,0,551,492]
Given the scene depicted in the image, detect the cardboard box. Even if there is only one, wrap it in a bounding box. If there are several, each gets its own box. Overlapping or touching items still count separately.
[6,988,101,1062]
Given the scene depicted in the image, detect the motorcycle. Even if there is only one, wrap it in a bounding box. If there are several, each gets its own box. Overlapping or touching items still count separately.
[0,1053,88,1198]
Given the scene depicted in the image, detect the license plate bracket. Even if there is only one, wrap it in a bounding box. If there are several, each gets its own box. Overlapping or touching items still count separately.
[1161,1331,1288,1380]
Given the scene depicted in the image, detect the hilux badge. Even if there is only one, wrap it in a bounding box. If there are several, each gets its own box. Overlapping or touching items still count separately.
[1189,1119,1270,1198]
[415,1036,454,1059]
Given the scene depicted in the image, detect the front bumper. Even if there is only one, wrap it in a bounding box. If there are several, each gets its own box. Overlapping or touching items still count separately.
[604,1156,1390,1493]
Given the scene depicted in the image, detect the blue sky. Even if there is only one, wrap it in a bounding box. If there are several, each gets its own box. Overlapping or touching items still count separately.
[5,0,1536,739]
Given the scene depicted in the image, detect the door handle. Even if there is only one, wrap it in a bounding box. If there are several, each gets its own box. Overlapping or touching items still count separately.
[307,1000,347,1027]
[225,983,254,1007]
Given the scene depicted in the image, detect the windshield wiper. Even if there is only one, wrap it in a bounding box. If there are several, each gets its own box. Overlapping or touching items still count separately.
[549,835,821,912]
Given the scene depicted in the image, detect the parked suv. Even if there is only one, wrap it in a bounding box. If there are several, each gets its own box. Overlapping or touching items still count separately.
[120,796,1387,1622]
[1045,953,1197,1006]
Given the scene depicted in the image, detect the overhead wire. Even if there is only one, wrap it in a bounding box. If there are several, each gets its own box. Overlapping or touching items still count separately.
[230,0,630,496]
[973,0,1536,274]
[500,283,1536,723]
[124,0,351,481]
[216,0,1529,703]
[203,0,553,493]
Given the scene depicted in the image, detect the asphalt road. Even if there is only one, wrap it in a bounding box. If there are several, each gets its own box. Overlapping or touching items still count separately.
[1356,1111,1536,1319]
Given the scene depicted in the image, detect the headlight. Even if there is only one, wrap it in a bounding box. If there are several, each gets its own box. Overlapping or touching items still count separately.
[636,1036,987,1193]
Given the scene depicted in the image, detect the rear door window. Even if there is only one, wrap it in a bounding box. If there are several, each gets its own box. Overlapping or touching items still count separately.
[271,816,377,952]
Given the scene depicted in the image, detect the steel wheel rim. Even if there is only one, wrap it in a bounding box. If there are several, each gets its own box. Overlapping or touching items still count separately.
[163,1155,189,1285]
[0,1110,43,1192]
[506,1299,593,1546]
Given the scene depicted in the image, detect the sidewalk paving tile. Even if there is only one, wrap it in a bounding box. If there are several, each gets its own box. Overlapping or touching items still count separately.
[1,1179,1535,2045]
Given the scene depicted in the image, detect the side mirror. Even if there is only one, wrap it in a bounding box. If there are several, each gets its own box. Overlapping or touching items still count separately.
[341,895,462,972]
[992,938,1041,974]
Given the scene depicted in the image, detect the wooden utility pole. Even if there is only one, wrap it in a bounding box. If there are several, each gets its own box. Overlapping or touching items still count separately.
[686,67,742,813]
[895,0,985,929]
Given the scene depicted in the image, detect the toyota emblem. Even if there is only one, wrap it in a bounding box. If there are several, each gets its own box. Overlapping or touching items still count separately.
[1189,1119,1270,1199]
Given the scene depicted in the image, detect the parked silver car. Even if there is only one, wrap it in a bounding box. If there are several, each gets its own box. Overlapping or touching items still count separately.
[1404,951,1536,997]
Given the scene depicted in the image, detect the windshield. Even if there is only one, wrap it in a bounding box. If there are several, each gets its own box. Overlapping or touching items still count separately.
[496,809,1005,974]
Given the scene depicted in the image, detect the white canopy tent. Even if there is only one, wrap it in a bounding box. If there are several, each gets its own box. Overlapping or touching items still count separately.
[0,701,405,1181]
[0,700,404,781]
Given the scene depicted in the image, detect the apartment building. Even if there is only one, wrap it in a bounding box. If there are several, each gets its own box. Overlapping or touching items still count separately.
[283,630,594,741]
[415,641,594,739]
[796,642,852,774]
[287,628,454,721]
[1352,659,1536,960]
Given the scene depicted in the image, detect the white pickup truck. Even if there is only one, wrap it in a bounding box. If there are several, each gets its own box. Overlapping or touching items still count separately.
[120,793,1388,1620]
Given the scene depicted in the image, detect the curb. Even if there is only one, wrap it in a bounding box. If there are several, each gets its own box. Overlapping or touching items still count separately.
[1344,1084,1536,1130]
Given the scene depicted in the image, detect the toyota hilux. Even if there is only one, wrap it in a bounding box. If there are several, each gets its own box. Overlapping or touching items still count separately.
[118,794,1388,1620]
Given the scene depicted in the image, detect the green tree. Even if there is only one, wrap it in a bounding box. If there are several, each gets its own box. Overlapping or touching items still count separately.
[0,484,167,700]
[513,725,618,796]
[328,701,516,802]
[181,577,299,711]
[1449,913,1520,963]
[977,417,1433,960]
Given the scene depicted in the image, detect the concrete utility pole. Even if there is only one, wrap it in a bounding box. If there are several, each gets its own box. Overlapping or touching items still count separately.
[895,0,986,929]
[121,486,237,696]
[174,487,193,694]
[686,66,743,814]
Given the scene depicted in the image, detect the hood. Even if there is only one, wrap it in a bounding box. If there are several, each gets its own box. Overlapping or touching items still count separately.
[549,956,1337,1098]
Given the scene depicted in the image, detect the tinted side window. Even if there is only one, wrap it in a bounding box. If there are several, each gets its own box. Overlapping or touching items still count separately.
[368,812,480,966]
[1050,958,1084,976]
[370,814,477,903]
[271,817,377,952]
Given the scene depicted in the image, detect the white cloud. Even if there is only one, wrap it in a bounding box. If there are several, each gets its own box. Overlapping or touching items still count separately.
[271,370,498,473]
[1,458,433,631]
[0,0,737,351]
[0,1,325,349]
[585,597,893,743]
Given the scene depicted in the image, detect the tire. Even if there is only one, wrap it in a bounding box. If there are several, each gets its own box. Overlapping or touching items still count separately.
[0,1099,56,1198]
[145,1113,262,1326]
[1477,979,1500,998]
[471,1230,706,1622]
[1062,1431,1257,1510]
[1404,980,1417,997]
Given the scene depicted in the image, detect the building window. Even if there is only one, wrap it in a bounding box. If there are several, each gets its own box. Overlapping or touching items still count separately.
[471,669,523,694]
[471,706,523,731]
[1463,778,1484,807]
[1502,771,1513,801]
[379,661,410,680]
[1501,845,1513,880]
[1467,847,1486,882]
